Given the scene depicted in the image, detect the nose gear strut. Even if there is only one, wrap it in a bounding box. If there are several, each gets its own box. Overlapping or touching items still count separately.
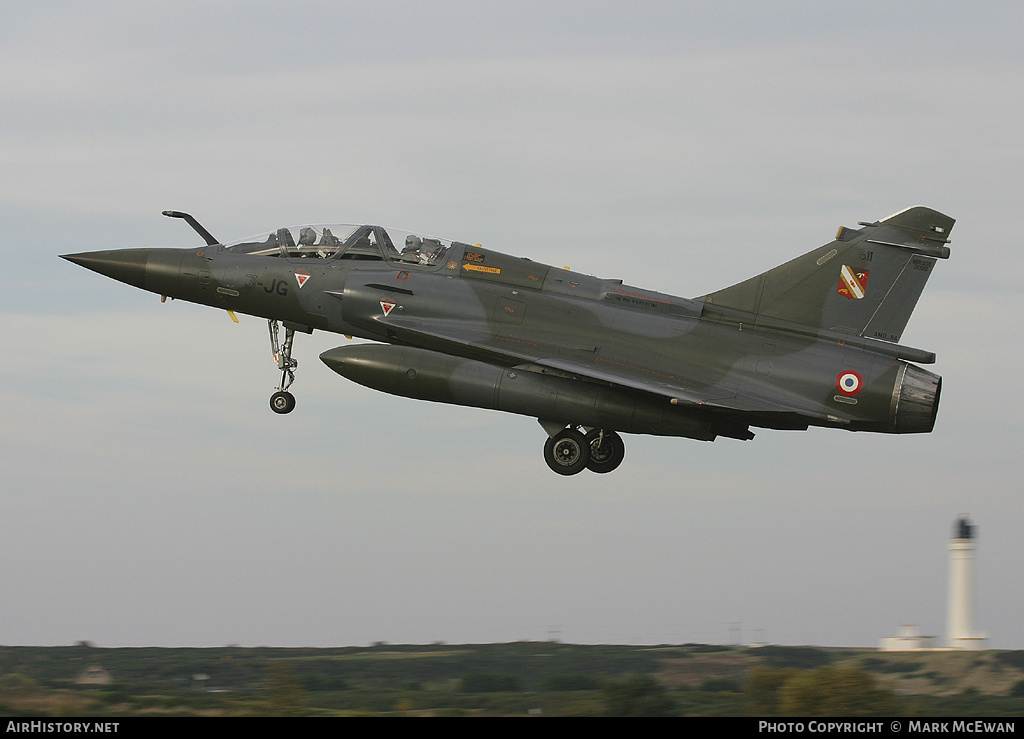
[268,320,298,414]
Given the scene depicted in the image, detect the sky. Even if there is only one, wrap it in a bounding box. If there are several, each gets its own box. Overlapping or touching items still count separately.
[2,1,1022,649]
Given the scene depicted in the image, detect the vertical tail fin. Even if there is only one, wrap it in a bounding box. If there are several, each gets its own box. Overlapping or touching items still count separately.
[700,206,953,342]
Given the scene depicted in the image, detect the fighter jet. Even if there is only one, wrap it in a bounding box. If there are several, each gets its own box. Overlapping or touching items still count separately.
[62,206,952,475]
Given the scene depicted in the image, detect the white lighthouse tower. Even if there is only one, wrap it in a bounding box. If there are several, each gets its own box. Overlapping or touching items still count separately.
[946,517,987,650]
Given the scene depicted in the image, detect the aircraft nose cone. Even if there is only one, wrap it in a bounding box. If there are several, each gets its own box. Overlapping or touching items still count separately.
[61,248,151,289]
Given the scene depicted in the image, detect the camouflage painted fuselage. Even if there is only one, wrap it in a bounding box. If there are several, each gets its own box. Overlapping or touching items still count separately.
[63,207,951,467]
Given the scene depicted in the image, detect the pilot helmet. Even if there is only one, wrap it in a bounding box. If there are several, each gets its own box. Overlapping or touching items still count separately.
[403,234,422,253]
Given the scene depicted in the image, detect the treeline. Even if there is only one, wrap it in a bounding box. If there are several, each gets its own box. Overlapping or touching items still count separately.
[0,643,1022,717]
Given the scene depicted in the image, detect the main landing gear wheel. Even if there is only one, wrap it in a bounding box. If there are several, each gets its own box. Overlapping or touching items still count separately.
[270,390,296,414]
[544,428,589,476]
[585,429,625,474]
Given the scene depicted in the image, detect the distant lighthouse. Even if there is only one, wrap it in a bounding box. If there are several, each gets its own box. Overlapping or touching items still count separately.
[946,517,987,649]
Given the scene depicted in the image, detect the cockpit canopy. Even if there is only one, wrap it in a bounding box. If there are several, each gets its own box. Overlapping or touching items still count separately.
[225,224,453,268]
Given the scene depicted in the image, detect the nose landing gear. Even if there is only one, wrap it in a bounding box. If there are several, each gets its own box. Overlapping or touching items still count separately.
[268,320,298,414]
[270,389,296,414]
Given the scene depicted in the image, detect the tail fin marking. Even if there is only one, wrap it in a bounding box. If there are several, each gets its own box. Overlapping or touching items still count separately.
[700,206,954,343]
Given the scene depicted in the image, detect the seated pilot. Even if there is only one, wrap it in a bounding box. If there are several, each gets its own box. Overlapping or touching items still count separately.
[297,227,318,256]
[402,234,423,262]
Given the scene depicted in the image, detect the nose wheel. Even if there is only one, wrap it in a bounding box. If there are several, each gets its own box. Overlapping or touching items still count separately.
[268,320,298,414]
[270,390,296,414]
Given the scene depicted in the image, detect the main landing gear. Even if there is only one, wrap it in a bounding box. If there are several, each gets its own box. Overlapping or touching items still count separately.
[268,320,298,414]
[542,425,626,475]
